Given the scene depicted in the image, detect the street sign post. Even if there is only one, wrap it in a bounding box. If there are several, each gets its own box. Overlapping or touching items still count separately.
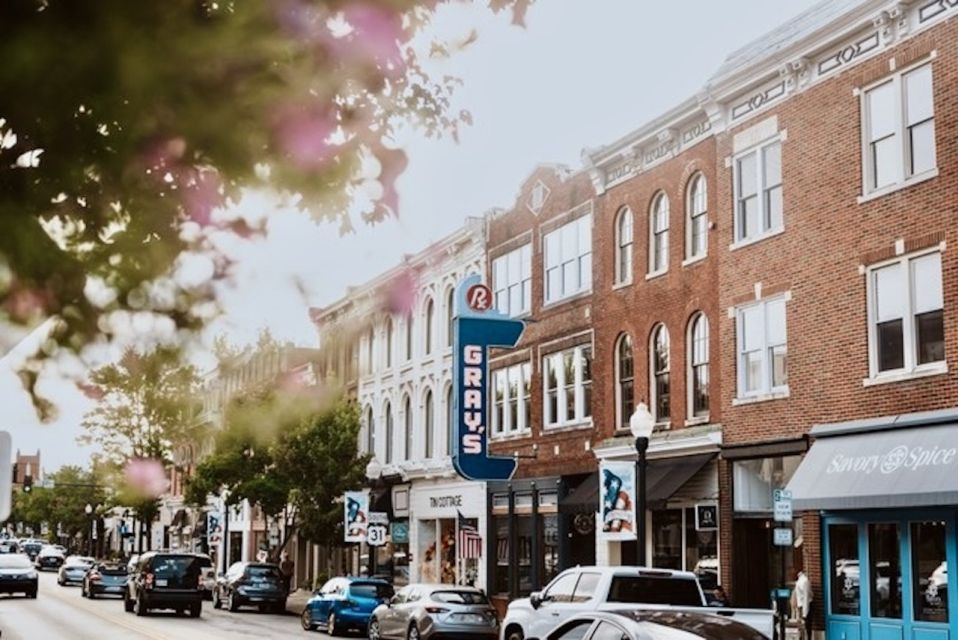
[0,431,10,522]
[773,527,793,546]
[773,489,793,522]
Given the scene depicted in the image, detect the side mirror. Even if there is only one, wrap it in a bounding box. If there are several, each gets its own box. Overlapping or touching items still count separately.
[530,591,543,609]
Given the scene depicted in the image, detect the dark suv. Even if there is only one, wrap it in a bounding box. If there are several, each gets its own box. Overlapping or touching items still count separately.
[124,552,203,617]
[213,561,288,613]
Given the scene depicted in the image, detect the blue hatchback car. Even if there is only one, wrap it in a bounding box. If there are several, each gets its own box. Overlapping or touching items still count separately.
[301,576,394,635]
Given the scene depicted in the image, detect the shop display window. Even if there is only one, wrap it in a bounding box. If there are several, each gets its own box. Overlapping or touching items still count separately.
[829,523,860,616]
[911,520,948,623]
[732,456,801,512]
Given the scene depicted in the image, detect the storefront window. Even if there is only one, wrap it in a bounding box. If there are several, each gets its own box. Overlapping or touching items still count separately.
[911,520,948,623]
[868,522,902,619]
[733,456,801,512]
[418,520,438,583]
[439,519,456,584]
[685,507,718,590]
[652,510,683,569]
[544,514,560,583]
[829,524,860,616]
[495,517,509,595]
[518,515,534,595]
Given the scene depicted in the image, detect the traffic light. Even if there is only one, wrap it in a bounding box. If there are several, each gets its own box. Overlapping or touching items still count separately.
[23,475,32,493]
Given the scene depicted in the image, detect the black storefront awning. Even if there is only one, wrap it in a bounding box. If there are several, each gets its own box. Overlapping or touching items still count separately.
[560,454,715,513]
[170,508,188,529]
[786,418,958,511]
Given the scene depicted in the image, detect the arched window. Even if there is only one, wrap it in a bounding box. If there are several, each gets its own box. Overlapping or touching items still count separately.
[686,173,708,259]
[650,324,670,423]
[364,406,375,456]
[404,314,414,361]
[403,394,412,461]
[688,314,710,419]
[614,207,634,285]
[445,287,455,348]
[615,334,634,430]
[424,390,434,459]
[384,317,394,368]
[424,297,435,356]
[364,326,375,375]
[384,401,394,464]
[649,192,670,274]
[445,384,454,456]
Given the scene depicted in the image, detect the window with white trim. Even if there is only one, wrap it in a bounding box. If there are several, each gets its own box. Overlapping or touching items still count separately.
[734,139,782,243]
[384,402,394,463]
[402,395,412,461]
[868,250,944,377]
[649,193,669,273]
[404,314,413,361]
[686,174,708,259]
[491,361,531,437]
[650,324,670,423]
[544,216,592,304]
[544,345,592,428]
[363,406,375,454]
[736,297,788,397]
[492,245,532,317]
[615,334,634,430]
[424,297,435,356]
[424,390,435,459]
[862,63,935,194]
[445,385,454,456]
[364,327,375,375]
[614,208,633,285]
[688,313,709,419]
[384,317,394,368]
[445,287,455,348]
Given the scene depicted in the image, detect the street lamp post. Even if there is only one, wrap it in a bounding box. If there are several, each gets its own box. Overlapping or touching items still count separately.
[629,402,654,567]
[84,503,94,557]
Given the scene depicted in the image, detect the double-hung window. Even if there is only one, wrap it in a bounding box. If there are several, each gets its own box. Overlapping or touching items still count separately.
[544,216,592,304]
[686,174,708,260]
[734,139,782,244]
[492,245,532,317]
[867,250,945,378]
[862,62,936,195]
[736,297,788,398]
[649,193,670,274]
[544,345,592,428]
[491,362,532,437]
[614,208,633,285]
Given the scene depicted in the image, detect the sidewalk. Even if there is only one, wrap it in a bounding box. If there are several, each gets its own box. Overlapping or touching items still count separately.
[286,588,312,616]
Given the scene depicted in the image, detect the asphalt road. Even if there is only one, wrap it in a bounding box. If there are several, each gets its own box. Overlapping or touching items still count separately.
[0,570,321,640]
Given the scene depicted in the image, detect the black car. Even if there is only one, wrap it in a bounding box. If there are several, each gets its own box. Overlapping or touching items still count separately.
[82,562,128,599]
[213,561,287,613]
[36,546,65,571]
[21,541,42,561]
[124,551,203,617]
[0,554,38,598]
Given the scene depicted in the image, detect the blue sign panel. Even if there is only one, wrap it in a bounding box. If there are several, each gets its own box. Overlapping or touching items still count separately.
[452,275,525,482]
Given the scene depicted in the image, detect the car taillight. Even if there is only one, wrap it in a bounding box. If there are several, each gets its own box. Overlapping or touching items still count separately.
[144,573,154,589]
[425,606,449,614]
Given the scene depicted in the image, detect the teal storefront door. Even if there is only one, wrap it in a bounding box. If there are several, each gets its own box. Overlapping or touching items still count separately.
[824,511,958,640]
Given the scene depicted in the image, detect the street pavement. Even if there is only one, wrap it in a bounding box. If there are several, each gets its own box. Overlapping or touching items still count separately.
[0,570,323,639]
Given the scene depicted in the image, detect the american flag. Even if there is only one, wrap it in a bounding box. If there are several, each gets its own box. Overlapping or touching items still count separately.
[457,511,482,559]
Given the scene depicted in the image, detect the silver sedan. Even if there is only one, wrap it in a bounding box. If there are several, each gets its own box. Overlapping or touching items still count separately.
[368,584,499,640]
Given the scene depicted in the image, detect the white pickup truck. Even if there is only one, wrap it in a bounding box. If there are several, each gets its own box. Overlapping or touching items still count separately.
[500,566,774,640]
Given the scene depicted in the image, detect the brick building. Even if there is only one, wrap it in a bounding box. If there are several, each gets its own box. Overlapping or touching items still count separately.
[12,449,40,488]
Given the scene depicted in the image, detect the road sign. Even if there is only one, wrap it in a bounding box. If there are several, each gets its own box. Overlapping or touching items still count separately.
[772,489,793,522]
[367,524,388,547]
[0,432,10,522]
[369,511,389,525]
[773,527,793,546]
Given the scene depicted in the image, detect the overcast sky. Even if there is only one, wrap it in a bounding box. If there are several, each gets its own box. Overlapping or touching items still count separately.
[3,0,823,471]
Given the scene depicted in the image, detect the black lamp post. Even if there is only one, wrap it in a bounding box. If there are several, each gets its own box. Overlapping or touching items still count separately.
[84,503,94,557]
[629,402,654,567]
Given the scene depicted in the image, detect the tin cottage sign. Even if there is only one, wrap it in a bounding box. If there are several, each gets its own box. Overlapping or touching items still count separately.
[451,275,525,482]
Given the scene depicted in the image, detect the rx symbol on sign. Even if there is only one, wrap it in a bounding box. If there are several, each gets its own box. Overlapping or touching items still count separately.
[466,284,492,311]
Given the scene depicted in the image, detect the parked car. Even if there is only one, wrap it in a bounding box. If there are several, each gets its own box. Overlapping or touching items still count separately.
[301,576,393,635]
[82,562,129,599]
[36,545,65,571]
[21,540,43,561]
[57,556,95,586]
[123,551,203,617]
[501,567,774,640]
[196,553,216,600]
[368,584,499,640]
[0,540,19,554]
[532,610,768,640]
[0,553,38,598]
[213,561,287,613]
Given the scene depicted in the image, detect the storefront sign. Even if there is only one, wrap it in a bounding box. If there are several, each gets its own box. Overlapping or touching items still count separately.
[825,445,958,476]
[390,521,409,544]
[599,461,637,541]
[452,275,525,482]
[773,489,793,522]
[428,495,463,509]
[344,490,369,543]
[695,503,718,531]
[773,527,793,546]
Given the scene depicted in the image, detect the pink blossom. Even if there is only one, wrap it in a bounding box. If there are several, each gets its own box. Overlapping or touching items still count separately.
[274,104,336,170]
[124,457,169,499]
[181,169,224,227]
[76,382,105,400]
[382,268,418,316]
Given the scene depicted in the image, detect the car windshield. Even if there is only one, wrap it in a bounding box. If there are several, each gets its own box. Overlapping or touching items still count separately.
[431,590,489,605]
[349,582,394,599]
[151,556,201,588]
[65,556,94,567]
[607,576,703,606]
[0,555,33,569]
[97,564,126,575]
[39,546,62,555]
[246,566,282,582]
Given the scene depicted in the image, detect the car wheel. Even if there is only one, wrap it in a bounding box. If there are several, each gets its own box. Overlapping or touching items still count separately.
[124,592,135,613]
[189,602,201,618]
[273,601,285,615]
[327,611,340,636]
[367,618,381,640]
[407,623,421,640]
[504,626,524,640]
[28,590,37,599]
[88,589,96,600]
[213,589,222,609]
[301,608,314,631]
[228,591,239,613]
[134,593,148,617]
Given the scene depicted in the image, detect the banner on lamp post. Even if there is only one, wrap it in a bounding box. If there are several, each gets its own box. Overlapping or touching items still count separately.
[344,490,369,543]
[599,461,637,541]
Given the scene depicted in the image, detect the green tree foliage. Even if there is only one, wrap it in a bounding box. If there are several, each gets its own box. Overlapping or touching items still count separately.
[0,0,528,381]
[80,347,202,464]
[9,465,109,541]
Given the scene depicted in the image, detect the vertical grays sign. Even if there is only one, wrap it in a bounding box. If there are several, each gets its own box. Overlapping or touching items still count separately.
[452,275,525,482]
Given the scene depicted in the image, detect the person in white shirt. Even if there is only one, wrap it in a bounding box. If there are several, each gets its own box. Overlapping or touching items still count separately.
[793,569,813,639]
